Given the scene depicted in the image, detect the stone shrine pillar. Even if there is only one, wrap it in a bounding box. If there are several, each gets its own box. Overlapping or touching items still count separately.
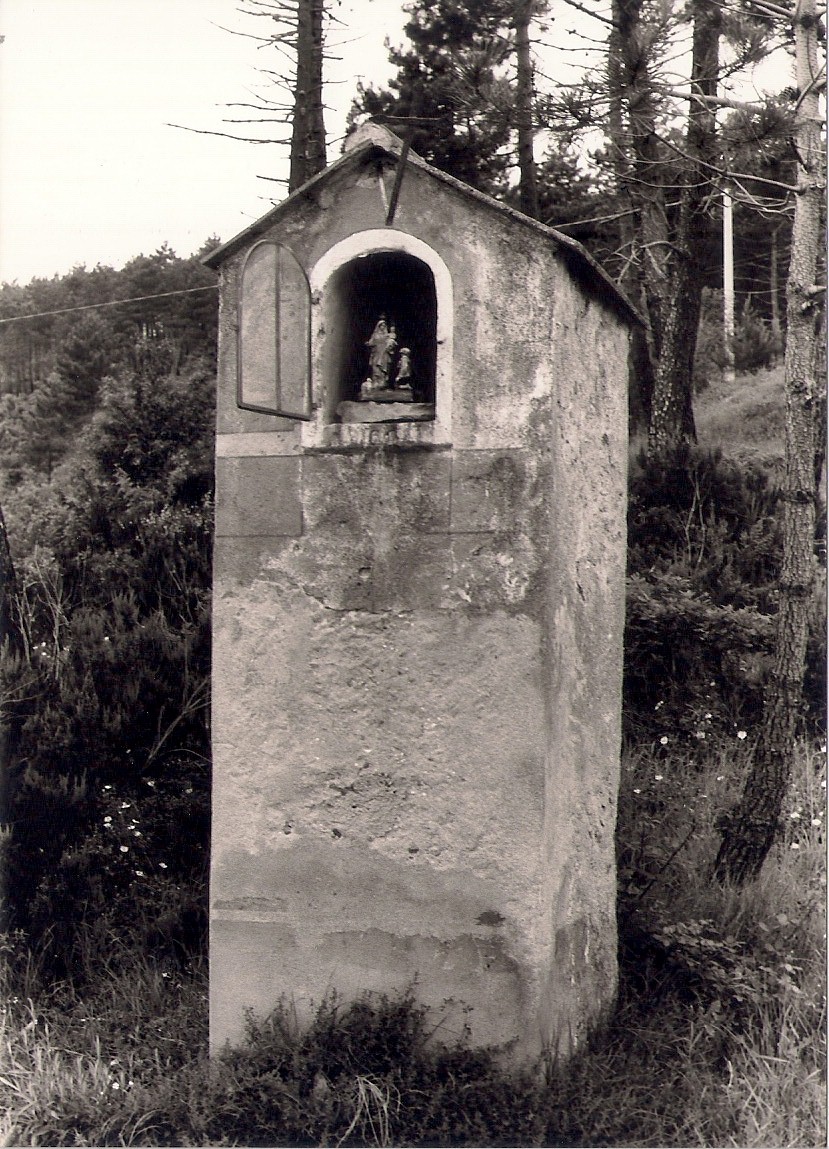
[207,128,631,1063]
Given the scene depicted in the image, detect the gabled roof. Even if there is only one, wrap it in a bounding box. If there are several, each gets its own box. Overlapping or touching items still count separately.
[204,123,641,328]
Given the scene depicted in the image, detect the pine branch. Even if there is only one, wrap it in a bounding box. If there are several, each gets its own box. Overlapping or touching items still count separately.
[166,122,290,144]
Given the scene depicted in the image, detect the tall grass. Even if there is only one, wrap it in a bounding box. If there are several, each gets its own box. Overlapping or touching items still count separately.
[0,740,824,1147]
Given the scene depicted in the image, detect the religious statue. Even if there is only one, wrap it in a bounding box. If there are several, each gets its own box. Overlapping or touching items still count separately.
[395,347,412,391]
[364,316,397,391]
[359,315,414,401]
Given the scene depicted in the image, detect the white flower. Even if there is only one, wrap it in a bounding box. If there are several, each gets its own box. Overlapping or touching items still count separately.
[120,845,129,853]
[660,736,668,746]
[633,788,641,794]
[736,731,747,740]
[654,774,664,781]
[790,843,801,850]
[790,811,801,820]
[811,818,822,827]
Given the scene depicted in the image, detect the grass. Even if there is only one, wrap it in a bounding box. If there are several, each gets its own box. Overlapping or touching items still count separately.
[695,364,786,472]
[1,738,824,1147]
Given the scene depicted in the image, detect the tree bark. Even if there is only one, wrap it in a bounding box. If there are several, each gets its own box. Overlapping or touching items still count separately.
[514,1,539,219]
[0,504,19,930]
[608,0,670,396]
[647,0,722,457]
[770,222,783,354]
[288,0,326,192]
[714,0,824,884]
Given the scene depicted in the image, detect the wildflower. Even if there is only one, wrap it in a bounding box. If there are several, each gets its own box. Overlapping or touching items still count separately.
[736,730,747,740]
[111,1081,120,1090]
[120,802,131,810]
[633,788,641,794]
[811,818,822,827]
[134,830,142,837]
[704,712,712,720]
[654,700,664,710]
[694,731,706,740]
[159,862,168,869]
[717,775,725,781]
[103,636,110,643]
[120,845,129,853]
[135,870,145,877]
[791,843,801,850]
[790,811,801,820]
[659,736,668,745]
[103,815,112,824]
[654,774,664,781]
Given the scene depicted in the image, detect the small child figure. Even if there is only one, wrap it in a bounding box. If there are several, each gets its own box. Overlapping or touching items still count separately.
[395,346,412,390]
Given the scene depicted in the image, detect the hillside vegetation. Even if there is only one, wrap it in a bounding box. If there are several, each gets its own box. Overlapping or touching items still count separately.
[0,255,825,1146]
[696,364,786,471]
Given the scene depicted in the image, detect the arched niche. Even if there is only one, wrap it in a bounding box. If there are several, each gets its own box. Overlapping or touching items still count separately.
[310,231,453,428]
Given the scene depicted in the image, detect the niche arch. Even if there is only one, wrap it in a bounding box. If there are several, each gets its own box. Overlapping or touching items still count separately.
[310,230,453,429]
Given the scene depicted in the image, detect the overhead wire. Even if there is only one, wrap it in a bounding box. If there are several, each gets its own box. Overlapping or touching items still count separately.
[0,284,218,326]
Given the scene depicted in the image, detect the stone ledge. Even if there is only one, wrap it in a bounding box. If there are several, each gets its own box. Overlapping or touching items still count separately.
[338,400,435,424]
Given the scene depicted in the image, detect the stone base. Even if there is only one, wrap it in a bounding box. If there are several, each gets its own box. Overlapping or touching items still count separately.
[338,400,435,424]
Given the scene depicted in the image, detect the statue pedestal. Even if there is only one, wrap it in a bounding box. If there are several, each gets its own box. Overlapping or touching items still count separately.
[338,401,435,424]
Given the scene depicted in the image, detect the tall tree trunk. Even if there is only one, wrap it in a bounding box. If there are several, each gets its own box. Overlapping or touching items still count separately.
[608,0,655,431]
[610,0,670,390]
[722,186,736,386]
[289,0,326,193]
[714,0,824,884]
[647,0,721,456]
[0,504,19,932]
[514,1,539,219]
[769,222,783,357]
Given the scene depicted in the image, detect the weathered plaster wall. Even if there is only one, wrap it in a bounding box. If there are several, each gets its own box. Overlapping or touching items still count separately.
[210,160,629,1061]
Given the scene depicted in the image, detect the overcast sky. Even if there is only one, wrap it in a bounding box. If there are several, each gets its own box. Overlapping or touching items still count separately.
[0,0,407,284]
[0,1,795,287]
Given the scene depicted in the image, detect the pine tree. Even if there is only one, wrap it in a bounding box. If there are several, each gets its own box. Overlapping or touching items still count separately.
[350,0,515,195]
[714,0,825,884]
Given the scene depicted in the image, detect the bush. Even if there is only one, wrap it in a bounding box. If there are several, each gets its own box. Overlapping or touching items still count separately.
[0,362,214,947]
[694,289,781,390]
[624,445,788,743]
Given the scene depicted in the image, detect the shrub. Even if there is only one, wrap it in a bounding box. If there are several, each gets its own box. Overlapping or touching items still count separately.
[694,289,781,390]
[624,445,787,743]
[624,444,826,743]
[0,362,214,948]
